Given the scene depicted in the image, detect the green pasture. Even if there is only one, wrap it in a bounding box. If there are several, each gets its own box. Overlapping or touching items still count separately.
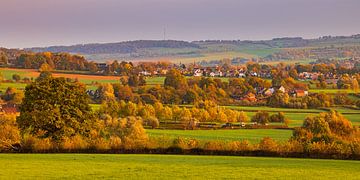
[224,106,325,113]
[309,89,356,94]
[0,154,359,179]
[0,68,33,80]
[147,129,292,143]
[0,82,27,92]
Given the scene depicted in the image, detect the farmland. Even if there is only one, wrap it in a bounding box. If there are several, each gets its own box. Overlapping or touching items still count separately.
[1,154,359,179]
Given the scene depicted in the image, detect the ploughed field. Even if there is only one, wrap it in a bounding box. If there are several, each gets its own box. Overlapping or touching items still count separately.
[1,154,359,179]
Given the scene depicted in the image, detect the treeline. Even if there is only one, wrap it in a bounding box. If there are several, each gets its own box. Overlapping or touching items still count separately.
[1,73,360,160]
[89,69,359,109]
[15,52,98,71]
[1,111,360,160]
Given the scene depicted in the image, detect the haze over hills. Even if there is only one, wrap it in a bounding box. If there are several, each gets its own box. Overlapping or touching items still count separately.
[24,34,360,62]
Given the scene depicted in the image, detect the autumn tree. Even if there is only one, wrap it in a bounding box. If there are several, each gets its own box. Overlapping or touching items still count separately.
[17,76,94,140]
[251,111,270,125]
[352,78,359,93]
[237,111,249,122]
[97,83,116,102]
[0,52,8,65]
[145,116,159,129]
[0,115,20,150]
[117,85,134,101]
[12,74,21,82]
[119,116,148,149]
[267,91,289,107]
[164,69,188,89]
[39,62,53,72]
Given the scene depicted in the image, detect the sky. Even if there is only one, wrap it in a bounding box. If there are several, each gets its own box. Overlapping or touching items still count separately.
[1,0,360,48]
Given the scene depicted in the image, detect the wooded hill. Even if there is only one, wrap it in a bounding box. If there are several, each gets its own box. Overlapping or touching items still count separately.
[0,34,357,63]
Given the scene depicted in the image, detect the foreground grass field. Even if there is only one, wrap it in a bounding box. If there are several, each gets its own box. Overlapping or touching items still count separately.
[147,129,293,143]
[1,154,359,179]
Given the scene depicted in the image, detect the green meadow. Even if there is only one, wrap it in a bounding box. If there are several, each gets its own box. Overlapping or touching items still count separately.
[0,154,359,179]
[147,129,292,143]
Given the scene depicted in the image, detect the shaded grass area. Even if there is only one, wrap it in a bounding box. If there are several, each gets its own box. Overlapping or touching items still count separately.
[225,106,325,113]
[147,129,292,143]
[0,154,359,179]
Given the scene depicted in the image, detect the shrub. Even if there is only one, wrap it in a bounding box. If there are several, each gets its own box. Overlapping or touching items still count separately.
[259,137,278,152]
[0,115,20,151]
[251,111,270,125]
[146,116,159,129]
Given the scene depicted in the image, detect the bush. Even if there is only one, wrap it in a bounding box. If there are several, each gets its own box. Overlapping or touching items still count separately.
[251,111,270,125]
[146,116,159,129]
[0,115,20,151]
[259,137,278,152]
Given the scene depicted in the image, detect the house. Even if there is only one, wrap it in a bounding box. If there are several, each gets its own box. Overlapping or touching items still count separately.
[243,92,257,102]
[292,89,308,97]
[193,68,203,77]
[278,86,286,93]
[325,79,338,84]
[95,63,108,70]
[238,72,246,78]
[264,88,275,96]
[139,71,151,76]
[0,103,19,114]
[209,71,223,77]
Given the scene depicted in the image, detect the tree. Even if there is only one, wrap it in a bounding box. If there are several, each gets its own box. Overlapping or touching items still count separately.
[119,116,148,149]
[164,69,188,89]
[293,110,355,144]
[0,53,8,65]
[17,76,94,140]
[97,83,115,102]
[117,85,133,101]
[270,112,287,123]
[11,91,24,104]
[128,74,139,87]
[356,100,360,108]
[237,111,249,122]
[183,89,198,104]
[303,116,331,136]
[321,111,354,137]
[0,115,20,150]
[12,74,21,82]
[267,91,289,107]
[37,71,52,81]
[39,63,53,72]
[179,108,192,124]
[251,111,270,125]
[145,116,159,129]
[352,78,359,93]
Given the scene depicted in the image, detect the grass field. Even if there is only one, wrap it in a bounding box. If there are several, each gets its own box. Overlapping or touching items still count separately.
[1,154,359,179]
[171,51,257,64]
[147,129,292,143]
[225,106,325,113]
[309,89,356,94]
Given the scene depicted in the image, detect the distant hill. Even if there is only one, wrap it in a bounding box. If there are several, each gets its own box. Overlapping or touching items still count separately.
[24,34,360,62]
[27,40,201,54]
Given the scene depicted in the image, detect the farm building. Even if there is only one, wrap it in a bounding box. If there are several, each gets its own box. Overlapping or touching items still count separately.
[0,103,20,115]
[291,89,308,97]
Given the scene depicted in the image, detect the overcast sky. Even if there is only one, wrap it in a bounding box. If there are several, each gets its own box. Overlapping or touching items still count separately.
[1,0,359,48]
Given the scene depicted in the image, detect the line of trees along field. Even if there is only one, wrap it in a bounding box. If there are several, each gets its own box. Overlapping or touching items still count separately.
[1,71,360,159]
